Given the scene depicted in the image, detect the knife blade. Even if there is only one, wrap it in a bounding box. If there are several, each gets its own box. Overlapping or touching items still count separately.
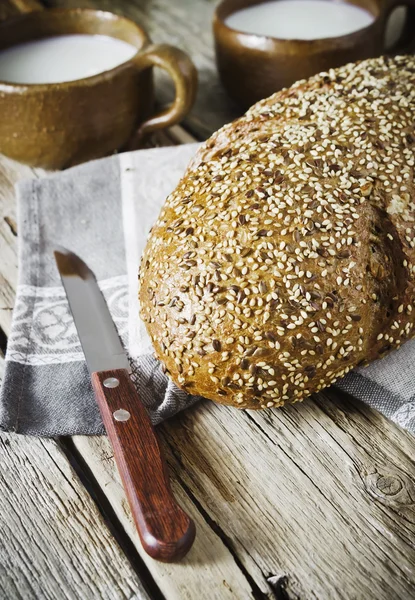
[54,247,195,562]
[54,247,129,374]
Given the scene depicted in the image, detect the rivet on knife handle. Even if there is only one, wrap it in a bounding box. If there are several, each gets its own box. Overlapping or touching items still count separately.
[92,368,196,562]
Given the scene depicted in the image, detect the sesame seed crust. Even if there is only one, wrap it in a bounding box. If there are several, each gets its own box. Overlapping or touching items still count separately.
[139,55,415,410]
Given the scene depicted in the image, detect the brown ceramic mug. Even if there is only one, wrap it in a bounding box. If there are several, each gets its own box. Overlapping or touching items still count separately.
[0,8,198,169]
[214,0,415,108]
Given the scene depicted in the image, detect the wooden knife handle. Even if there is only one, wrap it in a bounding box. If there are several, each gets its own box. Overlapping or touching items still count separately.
[91,368,196,562]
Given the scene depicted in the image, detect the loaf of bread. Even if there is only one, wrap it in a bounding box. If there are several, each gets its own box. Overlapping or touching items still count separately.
[139,55,415,409]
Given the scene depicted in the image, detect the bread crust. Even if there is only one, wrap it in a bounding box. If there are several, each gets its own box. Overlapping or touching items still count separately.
[139,55,415,409]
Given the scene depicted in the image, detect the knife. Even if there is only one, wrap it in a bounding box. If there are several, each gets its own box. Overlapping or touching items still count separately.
[54,247,195,562]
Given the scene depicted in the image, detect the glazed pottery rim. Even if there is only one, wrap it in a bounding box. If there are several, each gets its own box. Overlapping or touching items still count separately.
[214,0,381,46]
[0,7,149,91]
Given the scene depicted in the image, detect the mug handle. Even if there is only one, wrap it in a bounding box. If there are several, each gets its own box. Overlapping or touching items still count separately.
[382,0,415,53]
[128,44,197,148]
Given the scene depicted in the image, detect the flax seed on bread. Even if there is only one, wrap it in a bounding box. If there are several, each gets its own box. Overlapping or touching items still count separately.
[139,55,415,409]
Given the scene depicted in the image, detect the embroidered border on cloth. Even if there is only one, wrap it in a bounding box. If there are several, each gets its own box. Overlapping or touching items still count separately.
[7,275,129,366]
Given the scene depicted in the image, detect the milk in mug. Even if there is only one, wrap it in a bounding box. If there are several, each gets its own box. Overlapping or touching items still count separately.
[0,34,138,84]
[225,0,375,40]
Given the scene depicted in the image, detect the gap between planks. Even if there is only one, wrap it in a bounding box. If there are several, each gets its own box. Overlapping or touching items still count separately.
[68,435,260,599]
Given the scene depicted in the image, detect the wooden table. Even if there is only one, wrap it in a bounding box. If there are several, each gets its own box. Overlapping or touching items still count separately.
[1,1,415,598]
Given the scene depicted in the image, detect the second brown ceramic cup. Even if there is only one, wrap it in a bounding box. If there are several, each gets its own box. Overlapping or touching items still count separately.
[214,0,415,108]
[0,8,198,169]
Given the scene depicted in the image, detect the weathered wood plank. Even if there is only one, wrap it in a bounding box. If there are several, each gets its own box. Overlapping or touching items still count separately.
[0,156,45,334]
[73,392,415,599]
[73,435,256,600]
[0,354,152,600]
[161,399,415,599]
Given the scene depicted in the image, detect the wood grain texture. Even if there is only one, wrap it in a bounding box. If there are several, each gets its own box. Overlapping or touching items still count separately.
[0,156,44,334]
[75,395,415,600]
[160,398,415,599]
[0,356,151,600]
[72,434,256,600]
[92,368,195,561]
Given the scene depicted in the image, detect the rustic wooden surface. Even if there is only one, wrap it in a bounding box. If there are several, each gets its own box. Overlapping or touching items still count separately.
[1,0,415,599]
[0,357,152,600]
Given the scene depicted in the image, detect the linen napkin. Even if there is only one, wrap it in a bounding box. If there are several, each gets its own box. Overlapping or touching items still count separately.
[1,143,415,436]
